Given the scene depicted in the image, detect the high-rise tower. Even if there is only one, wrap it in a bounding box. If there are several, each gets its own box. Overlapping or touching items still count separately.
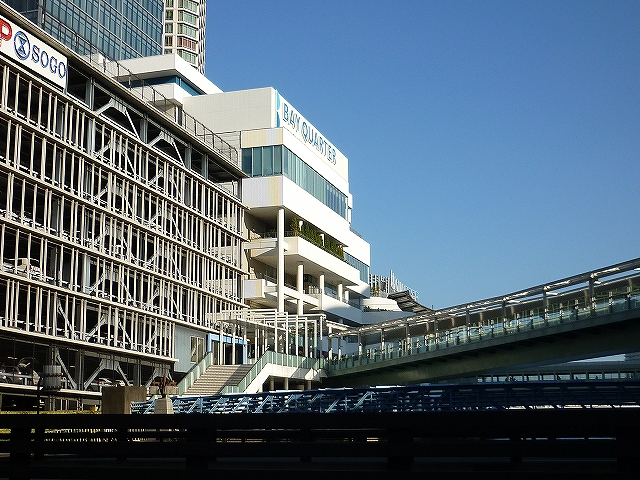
[162,0,206,73]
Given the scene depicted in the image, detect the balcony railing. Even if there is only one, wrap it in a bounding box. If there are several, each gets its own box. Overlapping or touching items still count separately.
[253,231,347,263]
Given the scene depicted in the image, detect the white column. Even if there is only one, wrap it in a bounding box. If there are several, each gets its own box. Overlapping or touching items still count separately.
[277,207,285,312]
[254,327,258,362]
[319,273,325,310]
[297,262,304,315]
[313,321,318,358]
[337,282,343,302]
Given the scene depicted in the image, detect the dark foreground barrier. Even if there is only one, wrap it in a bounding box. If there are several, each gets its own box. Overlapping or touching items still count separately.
[1,409,639,479]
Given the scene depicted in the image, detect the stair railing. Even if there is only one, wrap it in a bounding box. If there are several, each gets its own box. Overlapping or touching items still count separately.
[220,351,326,394]
[177,352,216,394]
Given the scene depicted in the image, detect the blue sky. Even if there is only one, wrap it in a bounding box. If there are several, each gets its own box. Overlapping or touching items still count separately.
[206,1,640,309]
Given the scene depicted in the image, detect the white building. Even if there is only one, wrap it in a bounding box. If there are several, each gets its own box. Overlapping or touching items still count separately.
[185,89,372,325]
[118,56,374,330]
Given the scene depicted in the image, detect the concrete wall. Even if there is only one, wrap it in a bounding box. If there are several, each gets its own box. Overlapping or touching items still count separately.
[174,325,206,374]
[101,386,147,414]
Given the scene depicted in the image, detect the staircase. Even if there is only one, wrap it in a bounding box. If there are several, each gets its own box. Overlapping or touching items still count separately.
[184,364,253,395]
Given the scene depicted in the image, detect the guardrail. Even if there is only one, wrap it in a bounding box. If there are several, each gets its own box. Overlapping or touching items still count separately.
[330,281,640,371]
[134,380,640,414]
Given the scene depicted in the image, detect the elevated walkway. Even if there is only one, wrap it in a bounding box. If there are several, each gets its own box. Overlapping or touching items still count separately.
[325,257,640,386]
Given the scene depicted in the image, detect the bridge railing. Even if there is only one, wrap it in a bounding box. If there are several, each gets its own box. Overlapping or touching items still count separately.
[329,284,640,371]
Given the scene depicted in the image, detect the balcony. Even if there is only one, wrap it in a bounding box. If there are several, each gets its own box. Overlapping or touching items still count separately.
[245,232,362,287]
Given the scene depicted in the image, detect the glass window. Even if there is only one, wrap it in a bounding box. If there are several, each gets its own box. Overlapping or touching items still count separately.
[283,147,290,176]
[244,146,348,218]
[190,336,204,363]
[262,146,273,176]
[252,148,262,176]
[273,145,282,174]
[178,10,197,24]
[178,50,196,63]
[242,149,252,174]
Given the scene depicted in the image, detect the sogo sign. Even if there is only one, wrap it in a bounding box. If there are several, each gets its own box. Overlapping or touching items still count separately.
[0,15,67,89]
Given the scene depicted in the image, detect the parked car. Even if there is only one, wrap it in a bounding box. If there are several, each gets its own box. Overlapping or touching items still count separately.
[0,365,26,384]
[89,378,113,392]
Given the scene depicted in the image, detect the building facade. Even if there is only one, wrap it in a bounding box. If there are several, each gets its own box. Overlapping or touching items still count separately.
[0,8,242,408]
[162,0,206,73]
[182,88,371,327]
[4,0,165,62]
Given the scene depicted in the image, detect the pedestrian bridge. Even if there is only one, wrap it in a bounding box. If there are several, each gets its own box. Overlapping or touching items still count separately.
[324,258,640,387]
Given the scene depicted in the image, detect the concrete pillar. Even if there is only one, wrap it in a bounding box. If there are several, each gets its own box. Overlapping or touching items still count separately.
[277,207,285,312]
[319,273,325,310]
[154,396,174,414]
[284,315,289,355]
[242,326,247,364]
[313,321,318,358]
[263,326,267,356]
[406,325,410,351]
[231,321,236,365]
[283,377,289,390]
[254,328,258,362]
[297,262,304,315]
[465,309,470,341]
[337,282,343,302]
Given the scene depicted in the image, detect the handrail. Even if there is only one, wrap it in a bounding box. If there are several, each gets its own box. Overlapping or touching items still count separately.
[177,352,216,394]
[252,231,347,262]
[329,283,640,372]
[220,351,326,394]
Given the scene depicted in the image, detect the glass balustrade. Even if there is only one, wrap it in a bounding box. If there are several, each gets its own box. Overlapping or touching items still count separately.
[329,284,640,371]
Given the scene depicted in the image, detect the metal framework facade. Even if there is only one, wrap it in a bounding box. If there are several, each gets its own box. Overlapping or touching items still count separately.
[0,16,245,399]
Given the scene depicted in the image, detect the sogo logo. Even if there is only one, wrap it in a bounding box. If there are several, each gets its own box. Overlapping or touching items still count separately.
[0,17,67,88]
